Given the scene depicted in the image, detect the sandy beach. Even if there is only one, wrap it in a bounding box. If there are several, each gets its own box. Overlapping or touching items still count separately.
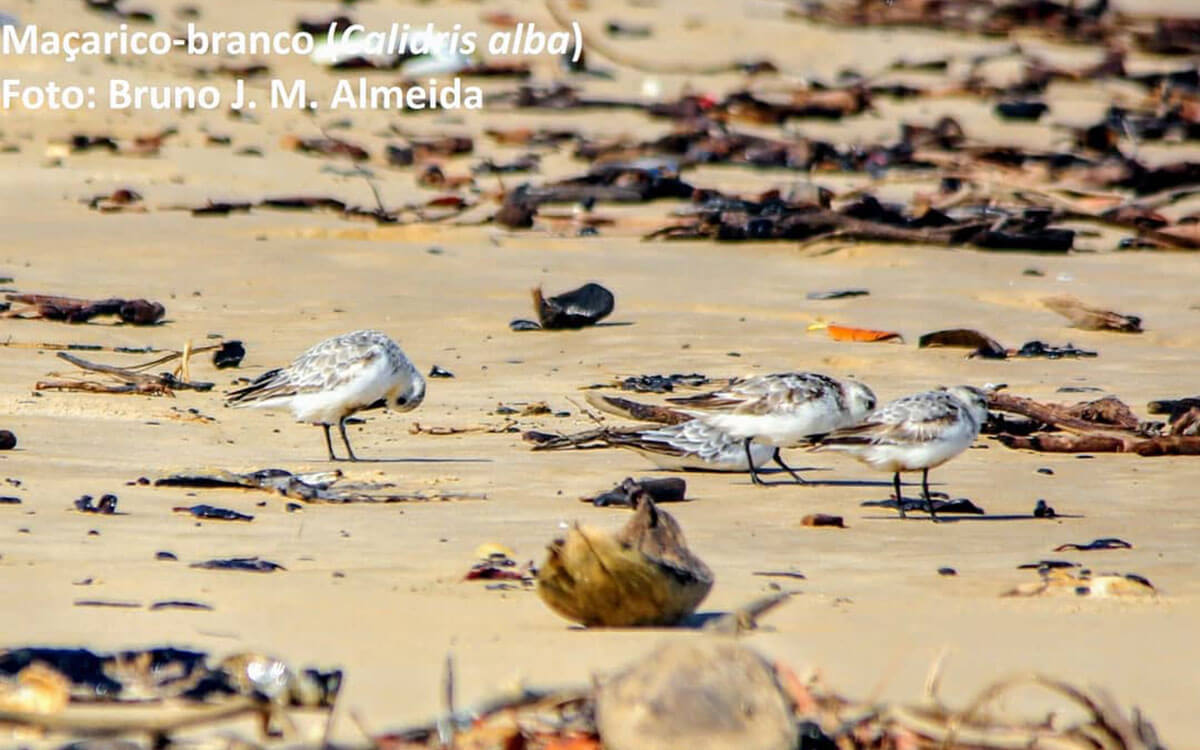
[1,0,1199,745]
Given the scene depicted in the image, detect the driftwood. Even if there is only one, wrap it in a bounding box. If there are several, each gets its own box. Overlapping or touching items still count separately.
[3,293,164,325]
[35,351,214,395]
[988,392,1200,455]
[376,655,1163,750]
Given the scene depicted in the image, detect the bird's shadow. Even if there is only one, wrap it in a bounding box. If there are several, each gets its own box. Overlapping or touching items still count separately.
[564,611,783,632]
[859,498,1085,523]
[331,457,493,464]
[732,467,896,488]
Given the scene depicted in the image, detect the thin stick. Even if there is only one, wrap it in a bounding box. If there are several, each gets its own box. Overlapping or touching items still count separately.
[0,698,264,737]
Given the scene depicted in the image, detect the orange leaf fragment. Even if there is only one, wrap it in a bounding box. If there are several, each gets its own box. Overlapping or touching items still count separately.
[827,324,903,343]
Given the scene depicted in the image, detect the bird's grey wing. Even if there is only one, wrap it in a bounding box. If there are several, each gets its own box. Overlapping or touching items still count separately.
[820,395,961,446]
[226,338,383,404]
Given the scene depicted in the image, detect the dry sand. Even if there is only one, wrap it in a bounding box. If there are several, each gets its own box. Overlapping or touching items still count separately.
[1,0,1199,745]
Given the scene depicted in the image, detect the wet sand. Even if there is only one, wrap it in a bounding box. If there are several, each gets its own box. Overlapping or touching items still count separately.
[2,0,1199,744]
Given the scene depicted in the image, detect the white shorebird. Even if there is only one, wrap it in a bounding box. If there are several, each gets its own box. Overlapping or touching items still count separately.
[666,372,877,485]
[811,385,989,519]
[607,419,777,472]
[226,330,425,461]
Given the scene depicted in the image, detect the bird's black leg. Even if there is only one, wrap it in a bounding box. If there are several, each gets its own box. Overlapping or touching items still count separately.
[745,438,764,486]
[321,424,337,461]
[893,471,906,518]
[922,468,938,522]
[338,417,359,462]
[772,448,807,484]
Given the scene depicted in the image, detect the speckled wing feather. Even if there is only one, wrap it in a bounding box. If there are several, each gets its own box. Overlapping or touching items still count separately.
[668,373,845,416]
[226,331,398,405]
[818,392,963,446]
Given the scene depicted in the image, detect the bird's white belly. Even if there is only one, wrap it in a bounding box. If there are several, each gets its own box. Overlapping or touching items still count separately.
[289,365,395,424]
[701,409,841,446]
[859,433,973,473]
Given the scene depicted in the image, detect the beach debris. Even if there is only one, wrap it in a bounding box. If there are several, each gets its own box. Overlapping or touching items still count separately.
[988,391,1200,454]
[1004,568,1157,598]
[1054,538,1133,551]
[919,329,1099,359]
[152,468,485,503]
[995,100,1049,121]
[0,497,21,505]
[1034,499,1058,518]
[0,663,70,714]
[149,600,214,611]
[464,545,534,585]
[806,288,869,300]
[1043,296,1143,333]
[73,494,118,514]
[280,134,369,161]
[375,647,1165,750]
[938,567,958,576]
[919,329,1008,359]
[409,421,517,435]
[428,364,455,378]
[1147,396,1200,419]
[863,496,986,515]
[581,477,688,507]
[1019,560,1080,571]
[801,513,845,528]
[536,491,713,627]
[189,557,286,573]
[595,641,798,750]
[0,431,14,450]
[35,351,214,396]
[74,600,140,609]
[615,373,712,393]
[3,294,164,325]
[0,647,338,709]
[531,282,615,330]
[787,0,1196,56]
[1014,341,1098,359]
[211,340,245,369]
[0,648,339,743]
[171,504,254,522]
[85,188,144,213]
[753,570,806,580]
[823,323,903,344]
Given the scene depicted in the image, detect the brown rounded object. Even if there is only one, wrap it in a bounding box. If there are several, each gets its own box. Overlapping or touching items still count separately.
[0,430,15,450]
[596,640,797,750]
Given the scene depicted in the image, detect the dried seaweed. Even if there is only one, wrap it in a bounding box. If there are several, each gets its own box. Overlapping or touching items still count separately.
[152,468,486,503]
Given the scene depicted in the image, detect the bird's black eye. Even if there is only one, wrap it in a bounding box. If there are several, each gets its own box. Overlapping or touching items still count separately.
[396,396,407,406]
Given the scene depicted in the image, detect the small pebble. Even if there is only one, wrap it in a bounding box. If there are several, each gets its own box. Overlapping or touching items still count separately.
[937,567,958,576]
[1037,468,1054,475]
[285,502,303,512]
[156,551,178,561]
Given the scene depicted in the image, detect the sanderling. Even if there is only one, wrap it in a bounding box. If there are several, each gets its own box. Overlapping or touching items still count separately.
[226,330,425,461]
[607,419,777,473]
[811,385,989,519]
[667,372,877,485]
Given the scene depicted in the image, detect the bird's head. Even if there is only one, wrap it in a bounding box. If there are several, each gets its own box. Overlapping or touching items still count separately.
[844,380,878,421]
[392,375,426,413]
